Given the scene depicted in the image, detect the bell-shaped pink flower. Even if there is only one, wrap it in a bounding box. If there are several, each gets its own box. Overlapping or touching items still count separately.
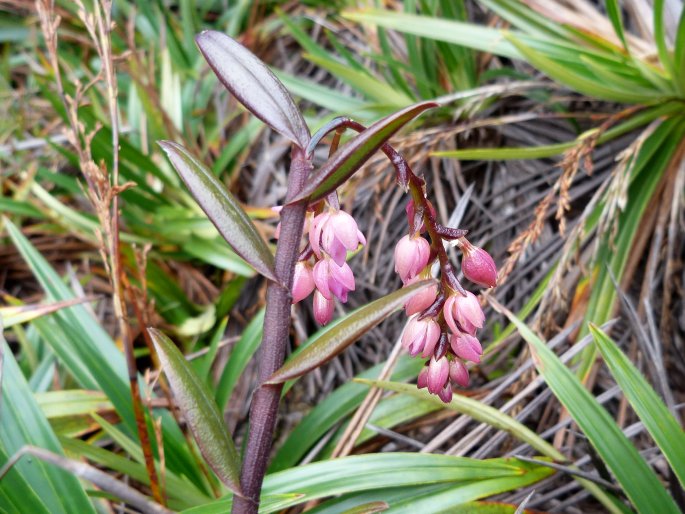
[417,366,429,389]
[451,332,483,364]
[426,355,449,394]
[394,234,431,283]
[292,262,315,303]
[401,317,440,358]
[313,258,355,303]
[310,209,366,266]
[449,359,470,387]
[462,241,497,288]
[404,277,438,316]
[438,383,453,403]
[443,291,484,335]
[313,290,335,325]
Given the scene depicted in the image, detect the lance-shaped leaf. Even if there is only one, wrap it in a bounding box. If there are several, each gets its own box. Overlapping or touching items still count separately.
[148,328,242,496]
[290,102,437,203]
[267,280,436,384]
[195,30,310,150]
[159,141,276,282]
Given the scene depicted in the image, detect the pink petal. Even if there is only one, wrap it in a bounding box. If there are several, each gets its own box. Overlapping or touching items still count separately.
[313,290,334,325]
[292,262,315,303]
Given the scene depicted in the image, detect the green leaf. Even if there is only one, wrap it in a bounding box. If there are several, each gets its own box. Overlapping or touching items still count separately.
[590,324,685,490]
[215,308,265,411]
[195,30,310,149]
[158,141,276,282]
[304,53,413,107]
[604,0,629,53]
[504,311,680,514]
[339,501,388,514]
[653,0,674,78]
[0,339,95,513]
[267,279,436,383]
[182,454,551,514]
[505,34,661,103]
[0,297,95,329]
[269,355,423,472]
[148,328,242,496]
[290,102,436,203]
[359,381,561,458]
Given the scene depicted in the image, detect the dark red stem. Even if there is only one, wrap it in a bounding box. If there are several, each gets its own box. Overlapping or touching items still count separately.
[231,147,312,514]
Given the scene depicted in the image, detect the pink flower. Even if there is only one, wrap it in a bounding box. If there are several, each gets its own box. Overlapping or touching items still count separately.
[313,258,355,303]
[313,290,334,325]
[404,277,438,316]
[461,242,497,288]
[443,291,484,335]
[417,366,429,389]
[394,234,431,283]
[438,383,453,403]
[426,355,449,394]
[449,359,469,387]
[450,332,483,363]
[401,317,440,358]
[310,209,366,266]
[292,262,315,303]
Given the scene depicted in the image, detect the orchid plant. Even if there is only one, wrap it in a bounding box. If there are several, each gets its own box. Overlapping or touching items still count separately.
[154,30,496,513]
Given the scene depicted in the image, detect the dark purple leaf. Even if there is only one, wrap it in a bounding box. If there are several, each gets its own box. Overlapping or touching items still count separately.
[148,329,243,496]
[289,101,437,204]
[158,141,277,282]
[196,30,310,150]
[267,279,437,384]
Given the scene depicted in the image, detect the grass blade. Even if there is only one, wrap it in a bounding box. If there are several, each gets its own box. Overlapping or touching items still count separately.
[590,324,685,489]
[503,311,680,513]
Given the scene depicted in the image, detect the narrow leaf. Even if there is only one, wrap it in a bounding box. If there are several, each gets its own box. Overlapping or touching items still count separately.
[590,324,685,490]
[195,30,310,149]
[0,297,96,328]
[605,0,629,53]
[340,501,389,514]
[148,328,242,496]
[503,311,680,514]
[158,141,276,282]
[267,280,435,383]
[290,102,437,203]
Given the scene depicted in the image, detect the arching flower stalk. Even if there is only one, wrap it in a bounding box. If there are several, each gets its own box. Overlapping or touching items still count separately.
[291,115,498,402]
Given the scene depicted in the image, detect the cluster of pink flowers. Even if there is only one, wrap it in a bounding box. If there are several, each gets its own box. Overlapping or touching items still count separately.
[290,204,366,325]
[396,202,497,403]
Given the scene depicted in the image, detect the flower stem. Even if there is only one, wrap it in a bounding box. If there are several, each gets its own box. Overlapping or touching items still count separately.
[231,147,311,514]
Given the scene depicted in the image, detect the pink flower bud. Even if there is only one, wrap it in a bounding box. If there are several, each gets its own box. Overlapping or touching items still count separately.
[292,262,315,303]
[443,291,484,335]
[313,290,335,325]
[313,258,356,303]
[417,366,429,389]
[394,234,431,283]
[404,278,438,316]
[450,332,483,363]
[310,209,366,266]
[449,359,470,387]
[438,383,453,403]
[401,317,440,358]
[461,242,497,288]
[426,355,449,394]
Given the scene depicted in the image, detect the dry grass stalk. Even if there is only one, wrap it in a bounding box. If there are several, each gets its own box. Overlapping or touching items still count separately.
[35,0,163,503]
